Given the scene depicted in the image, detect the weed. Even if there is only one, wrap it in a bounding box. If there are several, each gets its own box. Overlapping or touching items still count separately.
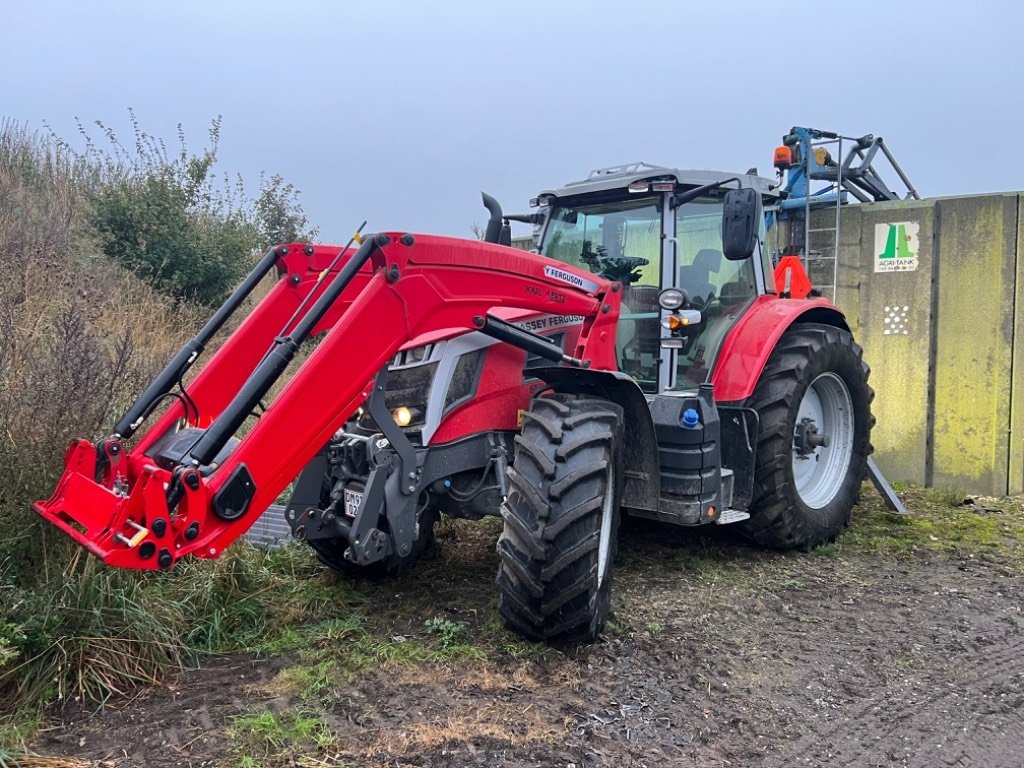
[230,707,336,762]
[930,485,971,508]
[269,661,336,703]
[424,616,469,649]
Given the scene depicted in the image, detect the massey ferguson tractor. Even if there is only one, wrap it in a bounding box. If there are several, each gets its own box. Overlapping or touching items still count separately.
[35,163,872,644]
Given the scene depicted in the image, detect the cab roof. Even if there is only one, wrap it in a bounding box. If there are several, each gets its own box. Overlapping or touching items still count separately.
[535,162,778,203]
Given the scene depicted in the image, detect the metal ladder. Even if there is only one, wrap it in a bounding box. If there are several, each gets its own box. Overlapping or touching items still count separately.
[772,127,920,301]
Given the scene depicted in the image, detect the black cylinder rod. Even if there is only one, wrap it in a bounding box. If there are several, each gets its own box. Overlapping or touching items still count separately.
[113,245,284,439]
[478,314,582,367]
[188,234,388,468]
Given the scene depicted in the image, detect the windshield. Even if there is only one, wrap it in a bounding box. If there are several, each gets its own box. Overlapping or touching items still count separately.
[538,192,761,394]
[541,197,664,390]
[540,197,662,285]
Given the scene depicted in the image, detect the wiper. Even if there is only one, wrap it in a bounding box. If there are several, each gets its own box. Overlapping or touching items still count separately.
[671,177,740,208]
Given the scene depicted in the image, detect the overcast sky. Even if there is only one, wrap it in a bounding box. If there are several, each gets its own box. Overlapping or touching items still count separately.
[4,1,1021,243]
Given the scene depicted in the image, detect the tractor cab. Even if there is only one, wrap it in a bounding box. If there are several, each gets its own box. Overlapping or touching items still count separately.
[533,164,777,392]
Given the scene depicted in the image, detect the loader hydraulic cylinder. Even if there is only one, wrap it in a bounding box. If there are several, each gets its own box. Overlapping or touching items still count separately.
[113,245,284,439]
[189,234,388,468]
[476,314,583,367]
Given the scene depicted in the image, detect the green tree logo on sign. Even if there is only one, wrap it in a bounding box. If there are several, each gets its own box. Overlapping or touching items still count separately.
[874,222,920,272]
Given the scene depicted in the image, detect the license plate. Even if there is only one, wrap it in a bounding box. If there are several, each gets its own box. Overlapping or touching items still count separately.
[343,487,364,519]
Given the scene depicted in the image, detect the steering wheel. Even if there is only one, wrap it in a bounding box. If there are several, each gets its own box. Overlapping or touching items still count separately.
[615,256,650,272]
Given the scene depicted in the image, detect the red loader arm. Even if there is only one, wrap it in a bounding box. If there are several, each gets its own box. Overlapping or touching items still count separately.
[35,233,620,570]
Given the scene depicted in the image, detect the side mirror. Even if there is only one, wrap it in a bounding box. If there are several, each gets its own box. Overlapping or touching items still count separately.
[722,188,762,260]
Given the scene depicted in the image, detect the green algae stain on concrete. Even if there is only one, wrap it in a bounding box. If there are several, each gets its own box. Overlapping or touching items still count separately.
[1010,193,1024,495]
[931,194,1019,495]
[844,200,936,485]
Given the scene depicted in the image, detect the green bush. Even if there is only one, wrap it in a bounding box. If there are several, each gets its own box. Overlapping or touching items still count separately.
[71,112,315,306]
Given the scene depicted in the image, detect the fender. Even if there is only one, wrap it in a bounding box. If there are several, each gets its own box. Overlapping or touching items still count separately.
[711,295,849,403]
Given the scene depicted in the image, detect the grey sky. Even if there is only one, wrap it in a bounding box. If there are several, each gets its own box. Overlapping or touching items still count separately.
[4,1,1021,243]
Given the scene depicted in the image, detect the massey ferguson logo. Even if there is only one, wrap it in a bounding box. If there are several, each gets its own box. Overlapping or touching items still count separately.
[543,265,599,293]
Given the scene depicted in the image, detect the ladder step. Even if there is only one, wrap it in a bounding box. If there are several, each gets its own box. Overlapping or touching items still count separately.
[715,509,750,525]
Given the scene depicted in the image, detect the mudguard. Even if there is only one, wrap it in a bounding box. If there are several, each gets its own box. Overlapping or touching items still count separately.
[710,295,849,403]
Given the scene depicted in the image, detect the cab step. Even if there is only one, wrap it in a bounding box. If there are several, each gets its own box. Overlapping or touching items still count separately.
[715,509,750,525]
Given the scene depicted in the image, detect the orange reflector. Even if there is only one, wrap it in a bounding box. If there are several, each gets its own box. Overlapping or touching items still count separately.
[707,506,717,517]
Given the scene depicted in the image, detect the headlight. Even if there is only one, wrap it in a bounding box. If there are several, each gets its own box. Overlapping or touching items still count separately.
[658,287,688,310]
[391,406,423,427]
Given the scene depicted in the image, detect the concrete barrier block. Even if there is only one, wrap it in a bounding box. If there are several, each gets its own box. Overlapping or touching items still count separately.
[932,194,1019,495]
[1010,194,1024,495]
[847,200,936,486]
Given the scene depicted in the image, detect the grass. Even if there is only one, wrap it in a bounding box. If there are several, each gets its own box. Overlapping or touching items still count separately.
[836,485,1024,562]
[229,708,339,767]
[0,541,367,753]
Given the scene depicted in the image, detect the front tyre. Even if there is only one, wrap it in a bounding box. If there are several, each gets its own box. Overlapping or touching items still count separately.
[741,323,873,550]
[496,393,623,644]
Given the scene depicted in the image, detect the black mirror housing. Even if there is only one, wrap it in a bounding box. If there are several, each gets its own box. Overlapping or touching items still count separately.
[721,188,762,260]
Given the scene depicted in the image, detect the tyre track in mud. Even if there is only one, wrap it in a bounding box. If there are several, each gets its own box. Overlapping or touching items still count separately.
[788,578,1022,768]
[701,560,1022,768]
[579,541,1024,768]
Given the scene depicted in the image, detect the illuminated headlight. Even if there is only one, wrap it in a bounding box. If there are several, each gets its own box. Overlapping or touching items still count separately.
[391,406,423,427]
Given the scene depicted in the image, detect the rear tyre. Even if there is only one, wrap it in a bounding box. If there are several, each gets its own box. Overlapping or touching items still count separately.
[741,323,873,550]
[496,393,623,644]
[309,507,439,579]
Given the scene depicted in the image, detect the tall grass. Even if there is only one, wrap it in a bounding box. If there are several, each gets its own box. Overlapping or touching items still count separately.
[0,122,193,571]
[0,119,327,746]
[0,543,353,755]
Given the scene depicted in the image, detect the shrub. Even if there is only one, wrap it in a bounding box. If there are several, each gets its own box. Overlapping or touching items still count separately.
[67,112,316,306]
[0,124,189,572]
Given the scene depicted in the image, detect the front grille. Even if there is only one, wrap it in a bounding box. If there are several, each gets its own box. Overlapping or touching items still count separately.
[444,350,484,411]
[357,361,436,430]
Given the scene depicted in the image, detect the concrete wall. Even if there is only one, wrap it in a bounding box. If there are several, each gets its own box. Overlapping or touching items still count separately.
[827,193,1022,496]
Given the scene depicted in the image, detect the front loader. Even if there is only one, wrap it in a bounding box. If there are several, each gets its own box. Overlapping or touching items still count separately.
[36,164,873,644]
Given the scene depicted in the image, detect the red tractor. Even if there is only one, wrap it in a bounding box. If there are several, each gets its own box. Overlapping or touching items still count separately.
[36,163,872,644]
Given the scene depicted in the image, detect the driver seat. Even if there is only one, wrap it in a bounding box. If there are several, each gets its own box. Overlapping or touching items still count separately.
[679,248,721,307]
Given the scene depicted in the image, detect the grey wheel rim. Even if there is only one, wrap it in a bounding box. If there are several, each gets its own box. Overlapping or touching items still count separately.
[596,468,614,589]
[792,372,854,509]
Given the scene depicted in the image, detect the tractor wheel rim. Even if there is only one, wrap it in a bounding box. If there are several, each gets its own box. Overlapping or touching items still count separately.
[791,372,854,509]
[597,467,614,589]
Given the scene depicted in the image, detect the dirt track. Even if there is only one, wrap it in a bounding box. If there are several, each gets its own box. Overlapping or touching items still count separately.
[35,494,1024,767]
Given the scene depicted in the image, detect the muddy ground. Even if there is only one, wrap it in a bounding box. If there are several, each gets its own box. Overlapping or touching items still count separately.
[33,490,1024,767]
